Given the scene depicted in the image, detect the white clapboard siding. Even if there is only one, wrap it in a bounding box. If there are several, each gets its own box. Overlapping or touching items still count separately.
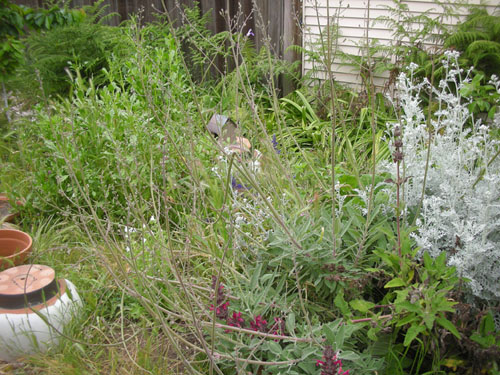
[302,0,499,89]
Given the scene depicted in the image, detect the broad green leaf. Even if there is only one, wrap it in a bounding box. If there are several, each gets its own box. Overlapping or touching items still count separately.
[395,314,417,327]
[339,351,360,361]
[300,346,318,360]
[384,278,406,288]
[481,313,495,335]
[436,317,461,339]
[334,290,350,316]
[323,324,337,344]
[422,312,435,330]
[268,341,282,355]
[404,325,426,346]
[396,301,421,314]
[470,333,495,348]
[298,361,318,373]
[367,327,378,341]
[349,299,375,313]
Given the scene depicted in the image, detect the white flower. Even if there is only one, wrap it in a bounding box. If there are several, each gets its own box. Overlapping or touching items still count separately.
[407,62,419,72]
[379,55,500,302]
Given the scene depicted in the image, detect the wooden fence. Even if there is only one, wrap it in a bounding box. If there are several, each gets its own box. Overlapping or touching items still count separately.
[13,0,302,93]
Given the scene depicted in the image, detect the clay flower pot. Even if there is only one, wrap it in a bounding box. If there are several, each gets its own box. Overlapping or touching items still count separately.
[0,194,23,223]
[0,229,32,270]
[0,264,81,361]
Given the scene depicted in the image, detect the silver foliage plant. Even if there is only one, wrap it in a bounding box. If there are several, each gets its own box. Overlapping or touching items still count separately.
[381,51,500,302]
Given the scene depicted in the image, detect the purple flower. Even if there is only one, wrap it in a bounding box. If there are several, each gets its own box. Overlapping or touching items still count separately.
[272,134,281,154]
[246,29,255,37]
[231,176,250,191]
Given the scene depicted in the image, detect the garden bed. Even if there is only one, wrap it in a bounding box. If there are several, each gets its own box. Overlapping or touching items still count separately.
[0,1,499,374]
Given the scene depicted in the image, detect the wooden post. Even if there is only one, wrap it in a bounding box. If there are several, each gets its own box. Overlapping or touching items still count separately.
[282,0,301,95]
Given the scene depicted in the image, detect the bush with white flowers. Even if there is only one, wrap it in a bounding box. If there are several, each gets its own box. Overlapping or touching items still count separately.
[381,52,500,303]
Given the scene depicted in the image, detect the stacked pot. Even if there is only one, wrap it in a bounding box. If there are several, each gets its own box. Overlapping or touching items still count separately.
[0,205,81,361]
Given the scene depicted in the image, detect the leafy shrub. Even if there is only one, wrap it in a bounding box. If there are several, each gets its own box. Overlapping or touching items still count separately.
[381,52,500,303]
[444,7,500,78]
[19,20,130,98]
[15,26,197,222]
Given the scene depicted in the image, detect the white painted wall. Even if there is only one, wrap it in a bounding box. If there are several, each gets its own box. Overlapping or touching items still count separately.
[302,0,499,89]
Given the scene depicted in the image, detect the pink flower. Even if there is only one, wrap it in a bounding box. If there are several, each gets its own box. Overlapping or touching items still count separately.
[249,315,268,332]
[226,311,246,332]
[210,277,229,320]
[315,346,350,375]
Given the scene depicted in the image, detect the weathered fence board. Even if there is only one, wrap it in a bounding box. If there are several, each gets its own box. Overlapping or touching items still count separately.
[11,0,301,93]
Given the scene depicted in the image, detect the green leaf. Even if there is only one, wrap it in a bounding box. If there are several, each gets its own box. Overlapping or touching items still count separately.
[422,312,435,330]
[488,106,497,119]
[286,313,295,334]
[436,317,461,339]
[323,324,337,344]
[367,327,378,341]
[384,278,406,288]
[396,301,421,314]
[480,313,495,335]
[250,263,262,290]
[300,347,319,360]
[334,289,350,316]
[349,299,375,313]
[298,361,318,373]
[339,351,360,361]
[404,324,426,346]
[470,332,495,348]
[268,341,282,355]
[395,314,418,327]
[336,324,345,349]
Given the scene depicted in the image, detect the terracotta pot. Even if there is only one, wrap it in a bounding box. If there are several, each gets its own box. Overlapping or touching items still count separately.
[0,229,32,270]
[0,194,23,223]
[0,264,81,361]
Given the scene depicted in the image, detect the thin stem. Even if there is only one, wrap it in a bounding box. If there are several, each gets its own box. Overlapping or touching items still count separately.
[412,56,435,226]
[326,0,337,257]
[396,159,402,260]
[2,82,11,123]
[355,0,379,267]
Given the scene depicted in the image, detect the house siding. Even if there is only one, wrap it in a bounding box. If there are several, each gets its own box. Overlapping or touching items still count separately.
[302,0,499,89]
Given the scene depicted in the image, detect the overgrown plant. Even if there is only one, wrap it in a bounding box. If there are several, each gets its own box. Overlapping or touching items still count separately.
[4,1,500,374]
[382,52,500,304]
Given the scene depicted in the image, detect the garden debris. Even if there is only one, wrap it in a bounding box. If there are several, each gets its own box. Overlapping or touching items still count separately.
[206,114,260,158]
[206,114,238,144]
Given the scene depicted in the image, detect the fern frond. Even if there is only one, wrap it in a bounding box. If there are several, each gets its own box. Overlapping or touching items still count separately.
[492,22,500,41]
[445,31,490,49]
[81,0,117,25]
[466,40,500,58]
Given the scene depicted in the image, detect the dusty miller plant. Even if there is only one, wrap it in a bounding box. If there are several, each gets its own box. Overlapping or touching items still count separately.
[381,51,500,303]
